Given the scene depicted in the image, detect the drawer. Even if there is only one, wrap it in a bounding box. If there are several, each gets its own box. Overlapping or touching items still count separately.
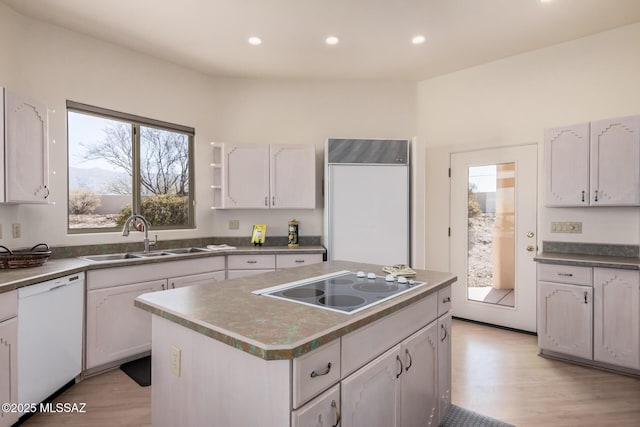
[537,263,592,286]
[276,254,323,269]
[0,290,17,322]
[292,384,340,427]
[227,254,276,270]
[341,291,438,377]
[293,339,341,409]
[438,285,452,317]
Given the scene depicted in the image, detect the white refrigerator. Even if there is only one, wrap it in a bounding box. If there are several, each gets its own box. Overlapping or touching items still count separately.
[324,138,410,266]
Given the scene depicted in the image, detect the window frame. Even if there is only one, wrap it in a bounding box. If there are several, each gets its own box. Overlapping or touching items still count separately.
[66,101,196,234]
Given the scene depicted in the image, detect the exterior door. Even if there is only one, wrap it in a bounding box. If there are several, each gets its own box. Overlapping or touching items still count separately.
[450,144,537,332]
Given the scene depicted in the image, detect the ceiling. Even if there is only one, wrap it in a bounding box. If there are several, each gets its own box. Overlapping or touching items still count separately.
[4,0,640,81]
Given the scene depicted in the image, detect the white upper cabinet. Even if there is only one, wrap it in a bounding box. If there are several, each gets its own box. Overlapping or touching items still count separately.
[212,142,315,209]
[270,144,315,208]
[544,123,590,206]
[590,115,640,206]
[1,87,50,204]
[544,115,640,207]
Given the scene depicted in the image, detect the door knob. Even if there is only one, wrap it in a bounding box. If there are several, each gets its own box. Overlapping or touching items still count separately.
[526,231,534,238]
[526,245,535,252]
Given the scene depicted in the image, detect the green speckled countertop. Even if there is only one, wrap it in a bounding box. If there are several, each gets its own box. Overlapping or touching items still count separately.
[0,245,326,292]
[135,260,456,360]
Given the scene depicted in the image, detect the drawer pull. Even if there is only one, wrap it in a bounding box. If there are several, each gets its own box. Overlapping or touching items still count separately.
[557,272,573,277]
[442,296,451,304]
[441,323,448,342]
[331,400,341,427]
[584,291,588,304]
[295,260,305,263]
[310,362,332,378]
[405,348,413,372]
[396,355,403,378]
[246,260,258,264]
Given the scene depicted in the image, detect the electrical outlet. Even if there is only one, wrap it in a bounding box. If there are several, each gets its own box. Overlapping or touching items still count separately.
[170,346,181,377]
[551,221,582,233]
[229,219,240,230]
[12,223,20,239]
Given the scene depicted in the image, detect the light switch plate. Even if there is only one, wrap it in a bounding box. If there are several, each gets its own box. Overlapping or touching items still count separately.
[229,219,240,230]
[12,223,20,239]
[551,221,582,233]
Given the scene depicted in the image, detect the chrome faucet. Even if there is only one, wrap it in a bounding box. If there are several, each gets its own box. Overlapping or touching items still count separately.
[122,214,157,253]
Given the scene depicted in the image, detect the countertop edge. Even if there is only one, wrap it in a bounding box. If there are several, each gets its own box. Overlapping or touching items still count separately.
[534,252,640,270]
[0,245,326,292]
[135,275,457,361]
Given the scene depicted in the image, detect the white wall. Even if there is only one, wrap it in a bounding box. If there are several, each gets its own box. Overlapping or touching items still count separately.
[417,23,640,271]
[0,3,416,248]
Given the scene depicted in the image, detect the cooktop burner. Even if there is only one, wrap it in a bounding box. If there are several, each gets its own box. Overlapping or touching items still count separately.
[253,270,426,314]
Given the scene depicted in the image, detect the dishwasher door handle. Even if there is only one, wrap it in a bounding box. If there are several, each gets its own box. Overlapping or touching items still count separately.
[49,283,68,291]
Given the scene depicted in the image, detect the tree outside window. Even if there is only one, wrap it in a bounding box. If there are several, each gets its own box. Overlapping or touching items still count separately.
[67,104,194,232]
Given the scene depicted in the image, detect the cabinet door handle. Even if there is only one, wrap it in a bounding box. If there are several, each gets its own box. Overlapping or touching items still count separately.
[584,291,588,304]
[396,355,403,378]
[581,190,585,202]
[161,283,165,290]
[310,362,332,378]
[405,348,413,371]
[44,185,50,199]
[331,400,341,427]
[272,196,275,206]
[557,272,573,277]
[594,190,599,202]
[264,196,268,206]
[441,323,448,342]
[171,282,175,289]
[442,296,451,304]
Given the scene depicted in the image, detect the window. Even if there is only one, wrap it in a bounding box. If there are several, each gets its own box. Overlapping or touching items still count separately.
[67,102,194,232]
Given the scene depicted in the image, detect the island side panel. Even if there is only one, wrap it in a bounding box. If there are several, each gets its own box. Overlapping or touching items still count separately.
[151,316,290,427]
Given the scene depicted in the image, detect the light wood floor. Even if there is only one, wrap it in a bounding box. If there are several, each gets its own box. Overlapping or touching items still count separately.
[22,319,640,426]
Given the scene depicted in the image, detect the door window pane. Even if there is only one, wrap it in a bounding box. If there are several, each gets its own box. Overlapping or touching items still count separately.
[467,163,515,307]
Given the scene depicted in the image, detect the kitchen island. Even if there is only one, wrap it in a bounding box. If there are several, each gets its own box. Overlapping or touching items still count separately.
[135,260,456,427]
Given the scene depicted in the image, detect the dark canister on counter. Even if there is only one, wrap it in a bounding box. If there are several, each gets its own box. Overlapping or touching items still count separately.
[288,219,299,248]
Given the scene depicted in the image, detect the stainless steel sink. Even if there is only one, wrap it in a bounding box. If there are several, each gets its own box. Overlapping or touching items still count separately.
[137,251,174,257]
[165,247,209,254]
[80,253,142,262]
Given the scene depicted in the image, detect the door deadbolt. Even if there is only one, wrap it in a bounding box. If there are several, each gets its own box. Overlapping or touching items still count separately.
[526,231,534,238]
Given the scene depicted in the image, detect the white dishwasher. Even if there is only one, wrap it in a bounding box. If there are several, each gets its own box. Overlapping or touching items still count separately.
[18,272,84,407]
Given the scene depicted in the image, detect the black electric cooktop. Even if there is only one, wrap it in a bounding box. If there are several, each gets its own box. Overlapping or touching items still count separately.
[253,270,426,314]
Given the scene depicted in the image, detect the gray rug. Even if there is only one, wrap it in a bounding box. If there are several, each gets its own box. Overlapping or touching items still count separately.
[441,405,515,427]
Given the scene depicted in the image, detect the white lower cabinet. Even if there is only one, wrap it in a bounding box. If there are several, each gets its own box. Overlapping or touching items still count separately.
[0,316,18,427]
[537,263,640,373]
[167,270,226,290]
[342,345,401,427]
[593,268,640,370]
[437,313,452,421]
[537,281,593,360]
[86,279,165,369]
[342,321,438,427]
[86,257,226,370]
[292,384,341,427]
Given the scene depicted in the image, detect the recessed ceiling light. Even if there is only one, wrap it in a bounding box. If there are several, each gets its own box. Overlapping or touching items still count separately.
[248,36,262,46]
[412,35,426,45]
[325,36,340,46]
